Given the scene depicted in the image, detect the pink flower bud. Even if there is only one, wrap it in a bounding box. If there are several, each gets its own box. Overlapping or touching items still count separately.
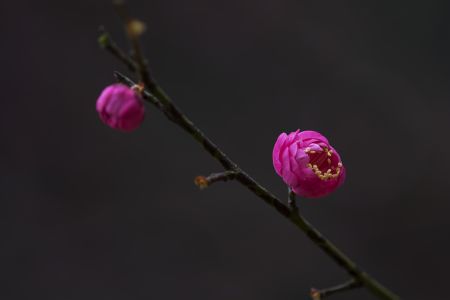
[272,130,345,198]
[96,84,145,132]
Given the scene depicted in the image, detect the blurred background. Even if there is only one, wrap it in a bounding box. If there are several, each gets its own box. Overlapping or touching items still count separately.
[1,0,450,299]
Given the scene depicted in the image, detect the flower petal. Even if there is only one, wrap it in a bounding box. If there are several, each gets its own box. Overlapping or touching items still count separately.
[272,133,287,176]
[299,130,329,144]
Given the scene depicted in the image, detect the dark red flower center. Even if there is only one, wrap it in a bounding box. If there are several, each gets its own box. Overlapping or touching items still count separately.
[304,145,342,181]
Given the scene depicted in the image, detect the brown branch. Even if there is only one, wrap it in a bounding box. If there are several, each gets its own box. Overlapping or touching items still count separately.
[97,8,400,300]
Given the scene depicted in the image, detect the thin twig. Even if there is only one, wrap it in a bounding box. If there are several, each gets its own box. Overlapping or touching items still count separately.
[311,279,362,299]
[194,170,239,189]
[114,1,155,89]
[99,17,400,300]
[98,27,136,72]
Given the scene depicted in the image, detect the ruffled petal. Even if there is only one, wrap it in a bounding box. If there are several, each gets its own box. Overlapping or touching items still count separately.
[307,143,322,152]
[286,130,300,145]
[280,147,291,178]
[294,150,310,168]
[272,133,287,176]
[298,130,329,144]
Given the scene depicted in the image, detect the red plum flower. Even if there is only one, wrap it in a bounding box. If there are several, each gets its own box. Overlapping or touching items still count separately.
[96,84,145,132]
[272,130,345,198]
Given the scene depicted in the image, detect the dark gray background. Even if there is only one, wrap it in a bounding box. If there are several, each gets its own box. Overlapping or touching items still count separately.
[1,0,450,299]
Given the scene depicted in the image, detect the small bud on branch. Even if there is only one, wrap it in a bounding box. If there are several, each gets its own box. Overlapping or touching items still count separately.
[96,83,145,132]
[127,19,146,37]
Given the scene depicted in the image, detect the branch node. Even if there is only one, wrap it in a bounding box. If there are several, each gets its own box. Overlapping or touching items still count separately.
[288,188,298,213]
[131,82,145,94]
[97,30,111,49]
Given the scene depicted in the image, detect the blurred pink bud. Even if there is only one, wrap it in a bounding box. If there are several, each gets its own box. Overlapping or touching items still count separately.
[96,84,145,132]
[272,130,345,198]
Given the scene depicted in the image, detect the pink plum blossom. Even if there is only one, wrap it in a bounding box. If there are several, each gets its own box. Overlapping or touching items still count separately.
[272,130,345,198]
[96,84,145,132]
